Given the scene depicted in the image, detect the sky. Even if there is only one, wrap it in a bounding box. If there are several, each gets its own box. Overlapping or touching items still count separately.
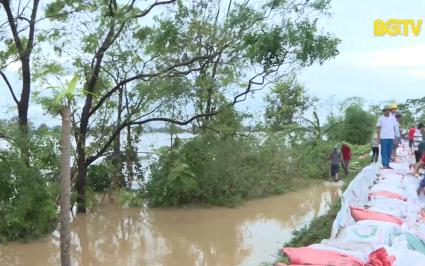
[1,0,425,127]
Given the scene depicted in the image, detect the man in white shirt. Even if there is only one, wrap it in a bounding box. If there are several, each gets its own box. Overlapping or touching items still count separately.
[376,106,396,169]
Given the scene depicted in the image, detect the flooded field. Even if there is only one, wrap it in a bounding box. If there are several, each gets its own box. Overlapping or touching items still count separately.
[0,184,340,266]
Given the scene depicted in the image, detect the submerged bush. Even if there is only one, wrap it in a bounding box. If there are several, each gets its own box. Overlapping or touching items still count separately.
[0,149,58,243]
[142,134,334,207]
[87,163,112,192]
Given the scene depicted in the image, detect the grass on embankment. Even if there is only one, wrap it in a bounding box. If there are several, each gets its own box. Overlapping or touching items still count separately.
[259,169,361,266]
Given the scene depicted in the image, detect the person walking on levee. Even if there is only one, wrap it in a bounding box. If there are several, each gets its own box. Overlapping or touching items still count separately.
[376,106,396,169]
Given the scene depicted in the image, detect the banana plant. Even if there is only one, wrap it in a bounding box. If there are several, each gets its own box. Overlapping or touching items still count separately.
[48,74,95,105]
[291,111,343,141]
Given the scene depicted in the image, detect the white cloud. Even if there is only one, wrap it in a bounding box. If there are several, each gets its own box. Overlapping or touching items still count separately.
[339,45,425,68]
[407,69,425,77]
[6,61,21,71]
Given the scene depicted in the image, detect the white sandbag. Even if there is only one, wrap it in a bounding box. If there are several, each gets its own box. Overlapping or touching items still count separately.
[309,244,368,262]
[368,206,405,218]
[367,197,407,207]
[355,220,401,235]
[369,184,407,197]
[402,176,420,186]
[401,223,425,240]
[331,165,380,238]
[320,238,373,253]
[340,221,397,245]
[379,173,404,182]
[366,198,419,219]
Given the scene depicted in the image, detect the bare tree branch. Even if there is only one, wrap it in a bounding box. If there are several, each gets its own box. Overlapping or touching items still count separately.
[134,0,177,18]
[85,111,218,165]
[0,71,20,105]
[88,52,221,118]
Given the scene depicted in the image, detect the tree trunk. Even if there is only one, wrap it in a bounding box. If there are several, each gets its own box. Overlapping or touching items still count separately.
[18,59,32,164]
[19,59,31,129]
[59,105,72,266]
[76,137,87,213]
[126,124,134,189]
[112,87,124,189]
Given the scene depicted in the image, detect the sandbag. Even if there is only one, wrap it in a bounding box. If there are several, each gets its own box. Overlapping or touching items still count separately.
[368,190,407,201]
[401,223,425,240]
[340,222,396,245]
[309,244,368,262]
[377,180,404,189]
[368,206,404,218]
[356,220,401,235]
[350,205,403,226]
[367,197,407,207]
[320,238,373,253]
[369,184,407,198]
[379,173,404,181]
[366,199,408,218]
[282,247,365,266]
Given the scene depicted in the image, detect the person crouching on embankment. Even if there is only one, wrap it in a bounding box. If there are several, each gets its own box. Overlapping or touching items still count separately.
[414,141,425,195]
[376,106,396,169]
[371,134,379,163]
[325,146,344,182]
[409,124,416,154]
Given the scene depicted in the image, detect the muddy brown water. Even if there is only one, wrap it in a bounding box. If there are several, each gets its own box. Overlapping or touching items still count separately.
[0,184,340,266]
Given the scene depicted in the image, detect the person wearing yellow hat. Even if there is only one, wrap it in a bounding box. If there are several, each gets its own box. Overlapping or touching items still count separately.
[376,106,396,169]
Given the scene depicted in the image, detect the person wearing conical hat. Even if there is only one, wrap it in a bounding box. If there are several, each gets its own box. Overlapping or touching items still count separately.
[376,106,396,169]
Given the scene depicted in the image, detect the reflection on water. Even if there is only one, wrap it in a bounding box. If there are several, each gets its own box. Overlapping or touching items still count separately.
[0,184,340,266]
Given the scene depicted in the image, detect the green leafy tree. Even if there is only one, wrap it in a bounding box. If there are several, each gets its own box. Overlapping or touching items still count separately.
[32,0,340,213]
[342,105,375,145]
[397,103,416,129]
[398,100,423,125]
[36,123,50,134]
[264,76,318,132]
[324,96,366,142]
[0,0,43,133]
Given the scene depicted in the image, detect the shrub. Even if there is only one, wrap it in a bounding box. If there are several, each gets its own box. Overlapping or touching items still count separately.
[0,149,58,243]
[87,162,112,192]
[142,134,334,207]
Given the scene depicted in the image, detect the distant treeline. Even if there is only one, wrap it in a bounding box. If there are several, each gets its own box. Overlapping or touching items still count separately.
[35,123,256,134]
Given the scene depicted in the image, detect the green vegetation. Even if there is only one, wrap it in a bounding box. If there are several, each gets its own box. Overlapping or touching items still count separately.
[0,0,420,258]
[143,134,334,207]
[0,132,58,243]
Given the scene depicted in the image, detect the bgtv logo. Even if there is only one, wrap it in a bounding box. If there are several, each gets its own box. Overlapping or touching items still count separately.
[373,19,422,36]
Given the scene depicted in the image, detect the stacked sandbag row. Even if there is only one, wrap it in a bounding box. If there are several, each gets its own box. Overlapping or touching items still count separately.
[277,146,425,266]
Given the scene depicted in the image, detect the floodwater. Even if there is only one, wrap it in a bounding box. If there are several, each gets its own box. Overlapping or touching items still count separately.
[0,184,340,266]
